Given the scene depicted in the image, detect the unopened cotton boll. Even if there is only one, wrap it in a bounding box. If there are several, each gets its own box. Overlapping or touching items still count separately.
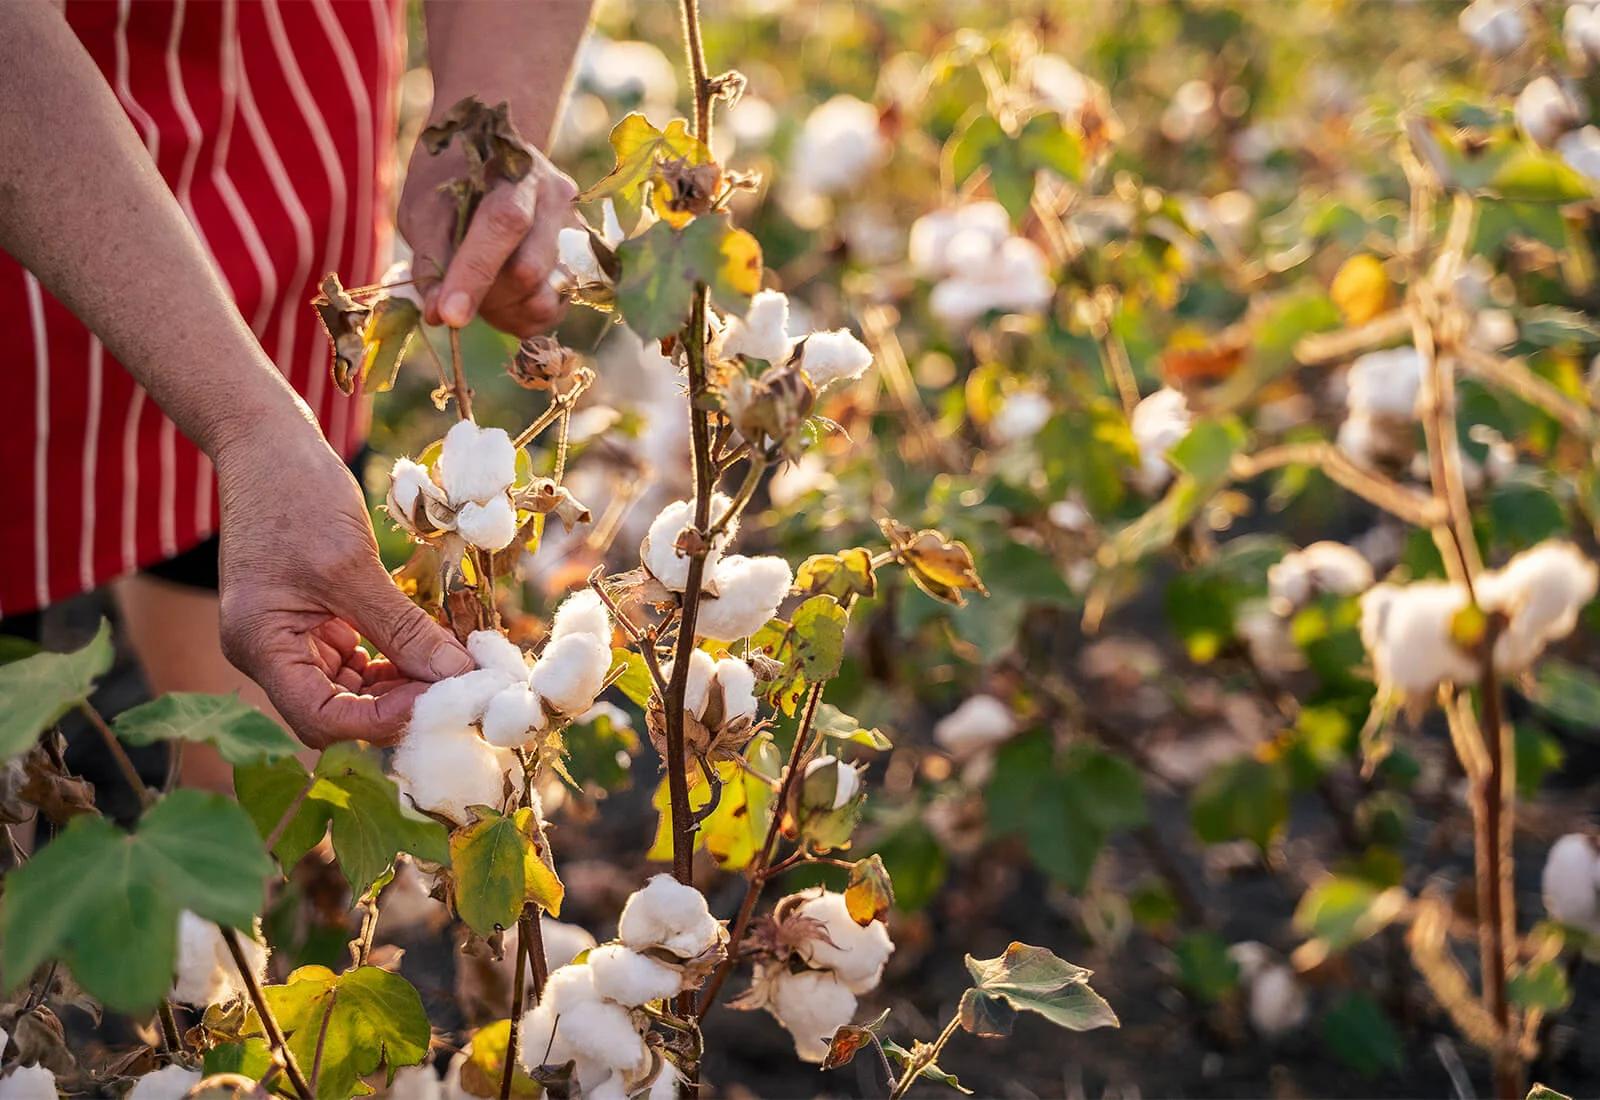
[455,495,519,551]
[588,943,683,1005]
[1559,125,1600,180]
[767,968,857,1063]
[1267,542,1374,612]
[789,95,886,195]
[437,420,518,506]
[1517,76,1583,148]
[793,891,894,993]
[1130,388,1191,495]
[128,1064,204,1100]
[1460,0,1526,56]
[933,694,1017,758]
[1540,833,1600,933]
[410,668,514,735]
[695,555,794,640]
[481,685,547,748]
[641,495,738,591]
[1477,541,1599,672]
[392,725,514,823]
[991,391,1053,444]
[618,874,722,959]
[1346,347,1422,418]
[528,633,612,716]
[171,910,267,1007]
[1359,582,1478,698]
[798,330,873,388]
[1248,964,1310,1038]
[548,588,613,645]
[721,290,793,363]
[0,1066,57,1100]
[803,756,863,810]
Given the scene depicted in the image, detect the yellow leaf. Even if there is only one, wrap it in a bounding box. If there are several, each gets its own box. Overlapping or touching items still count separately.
[1330,254,1391,326]
[514,806,564,917]
[717,227,763,299]
[458,1019,539,1098]
[580,113,710,231]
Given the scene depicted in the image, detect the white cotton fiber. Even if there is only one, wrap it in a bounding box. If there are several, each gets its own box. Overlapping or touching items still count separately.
[1249,964,1309,1038]
[1541,833,1600,934]
[798,330,873,388]
[792,891,893,993]
[1345,347,1422,419]
[721,290,793,363]
[711,657,758,725]
[541,918,598,971]
[588,944,683,1006]
[541,962,603,1012]
[558,227,607,286]
[802,756,862,811]
[1267,542,1374,612]
[456,496,519,551]
[127,1064,204,1100]
[409,668,514,735]
[548,588,613,645]
[528,634,612,716]
[1478,541,1598,673]
[1358,582,1477,699]
[480,684,548,748]
[1130,388,1191,495]
[170,910,267,1007]
[695,555,793,641]
[617,874,721,959]
[789,95,886,196]
[641,495,739,591]
[665,649,717,722]
[766,968,857,1064]
[392,724,513,823]
[468,630,529,681]
[389,458,442,521]
[437,419,518,505]
[933,694,1017,758]
[0,1065,57,1100]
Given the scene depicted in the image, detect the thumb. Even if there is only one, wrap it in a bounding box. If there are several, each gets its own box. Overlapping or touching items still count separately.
[338,566,473,683]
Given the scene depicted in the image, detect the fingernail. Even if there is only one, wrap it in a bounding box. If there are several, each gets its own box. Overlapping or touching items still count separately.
[442,291,472,327]
[430,644,474,679]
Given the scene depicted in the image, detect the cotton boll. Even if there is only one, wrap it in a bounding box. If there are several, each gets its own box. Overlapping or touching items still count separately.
[548,588,614,645]
[711,657,759,725]
[1236,602,1304,676]
[171,910,266,1007]
[558,227,607,286]
[1227,940,1272,983]
[1568,3,1600,70]
[542,962,603,1012]
[798,330,873,388]
[1249,964,1309,1038]
[933,694,1017,758]
[990,392,1053,444]
[542,918,599,971]
[663,649,718,722]
[793,891,894,993]
[392,725,514,823]
[767,968,857,1063]
[1026,53,1094,116]
[1130,388,1191,495]
[529,634,612,716]
[456,496,519,552]
[927,236,1055,328]
[1559,125,1600,180]
[549,1000,648,1074]
[1267,542,1374,613]
[410,669,515,735]
[908,203,1010,279]
[1541,833,1600,933]
[128,1064,204,1100]
[437,420,518,506]
[695,555,794,640]
[721,290,793,363]
[1478,541,1599,673]
[481,685,548,748]
[789,95,886,195]
[0,1066,57,1100]
[1346,347,1422,419]
[384,1063,443,1100]
[1459,0,1526,56]
[1516,76,1582,148]
[589,944,683,1005]
[618,874,722,959]
[468,631,529,681]
[1358,582,1477,698]
[388,457,445,531]
[803,756,863,810]
[641,495,739,591]
[580,38,678,106]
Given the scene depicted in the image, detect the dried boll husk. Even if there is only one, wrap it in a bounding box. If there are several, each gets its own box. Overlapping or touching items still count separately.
[510,334,585,391]
[721,359,816,461]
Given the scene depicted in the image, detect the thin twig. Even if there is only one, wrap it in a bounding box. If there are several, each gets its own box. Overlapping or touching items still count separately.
[309,986,338,1096]
[222,925,311,1100]
[78,703,150,809]
[448,327,473,421]
[1229,443,1446,528]
[502,913,530,1100]
[889,1013,963,1100]
[265,772,318,853]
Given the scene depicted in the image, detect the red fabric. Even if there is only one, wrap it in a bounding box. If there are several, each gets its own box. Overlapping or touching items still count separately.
[0,0,404,615]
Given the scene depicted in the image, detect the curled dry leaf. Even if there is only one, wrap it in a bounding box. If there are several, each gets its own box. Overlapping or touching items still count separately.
[879,518,988,606]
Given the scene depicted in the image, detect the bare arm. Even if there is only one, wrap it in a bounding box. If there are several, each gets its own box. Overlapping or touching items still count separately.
[0,1,471,746]
[402,0,594,334]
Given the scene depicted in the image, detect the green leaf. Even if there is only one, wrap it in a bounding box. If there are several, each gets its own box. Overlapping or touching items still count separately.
[450,807,544,937]
[789,596,850,683]
[1294,877,1405,952]
[813,703,891,751]
[1018,112,1084,182]
[234,744,449,896]
[0,790,271,1012]
[615,214,760,340]
[1063,746,1148,831]
[1168,418,1248,483]
[114,692,300,764]
[203,1038,274,1080]
[960,942,1118,1037]
[562,706,640,793]
[1489,151,1592,204]
[1526,659,1600,735]
[1320,992,1403,1078]
[1190,755,1290,850]
[0,620,113,763]
[881,1037,973,1095]
[608,648,653,709]
[1174,932,1240,1003]
[1508,960,1573,1013]
[261,965,430,1099]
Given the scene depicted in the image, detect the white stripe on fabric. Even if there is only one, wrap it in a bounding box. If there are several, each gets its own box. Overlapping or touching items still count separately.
[154,0,193,558]
[26,276,50,609]
[81,339,104,592]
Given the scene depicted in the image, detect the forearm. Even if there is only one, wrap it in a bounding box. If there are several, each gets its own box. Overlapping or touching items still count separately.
[0,2,324,467]
[423,0,593,148]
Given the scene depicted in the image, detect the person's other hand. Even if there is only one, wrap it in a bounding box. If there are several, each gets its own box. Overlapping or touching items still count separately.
[398,137,578,337]
[214,428,473,748]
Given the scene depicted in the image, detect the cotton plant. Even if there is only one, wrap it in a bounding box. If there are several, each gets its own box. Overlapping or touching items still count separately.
[907,201,1055,328]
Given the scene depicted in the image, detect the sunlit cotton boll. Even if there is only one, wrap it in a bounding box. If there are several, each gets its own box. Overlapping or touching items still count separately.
[990,391,1053,444]
[579,38,677,107]
[721,290,793,364]
[557,226,608,287]
[1459,0,1526,56]
[392,725,516,824]
[694,554,794,641]
[518,999,647,1084]
[1358,582,1478,699]
[1516,76,1583,148]
[480,685,546,749]
[384,1063,443,1100]
[127,1064,204,1100]
[798,330,874,388]
[1476,541,1599,673]
[933,694,1017,758]
[454,495,518,552]
[1130,388,1191,495]
[908,203,1011,280]
[1248,964,1310,1038]
[436,419,518,506]
[789,95,886,195]
[766,968,857,1063]
[1267,542,1374,613]
[467,630,529,681]
[171,910,267,1007]
[588,943,684,1005]
[927,237,1055,329]
[527,633,613,717]
[1559,125,1600,180]
[1567,3,1600,70]
[0,1066,57,1100]
[617,874,722,959]
[409,668,514,734]
[1345,347,1422,418]
[641,494,739,592]
[1025,53,1094,117]
[792,891,894,993]
[1541,833,1600,934]
[671,649,759,726]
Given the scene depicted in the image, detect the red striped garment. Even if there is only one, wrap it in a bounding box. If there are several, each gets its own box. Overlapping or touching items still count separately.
[0,0,404,616]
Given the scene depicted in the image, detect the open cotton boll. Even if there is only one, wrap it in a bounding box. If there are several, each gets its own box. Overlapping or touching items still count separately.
[171,910,267,1007]
[1345,347,1422,418]
[1541,833,1600,933]
[456,496,519,552]
[933,694,1017,758]
[481,685,548,748]
[549,588,613,645]
[437,420,518,506]
[128,1064,204,1100]
[789,95,886,196]
[618,874,722,959]
[557,227,607,286]
[927,237,1054,328]
[0,1065,57,1100]
[990,391,1053,444]
[1569,3,1600,69]
[1267,542,1374,613]
[1248,964,1309,1038]
[542,918,599,971]
[409,669,515,735]
[467,631,529,681]
[528,633,612,716]
[392,725,514,823]
[1516,75,1582,148]
[641,495,738,591]
[549,1000,647,1074]
[711,657,759,725]
[542,962,603,1012]
[385,1063,443,1100]
[798,330,873,388]
[767,968,857,1063]
[389,458,443,522]
[1477,541,1599,673]
[1459,0,1526,56]
[589,944,684,1005]
[695,555,793,641]
[721,290,793,363]
[1130,388,1191,495]
[794,891,894,993]
[908,203,1010,279]
[1359,582,1477,698]
[1226,941,1272,983]
[664,649,718,721]
[803,756,863,810]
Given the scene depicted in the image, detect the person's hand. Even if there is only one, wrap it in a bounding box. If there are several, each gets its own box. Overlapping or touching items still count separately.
[398,137,578,337]
[213,425,473,748]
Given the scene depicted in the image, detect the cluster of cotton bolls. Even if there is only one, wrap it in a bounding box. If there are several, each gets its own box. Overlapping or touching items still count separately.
[1542,833,1600,937]
[640,495,793,641]
[907,202,1055,329]
[1128,388,1192,495]
[715,288,873,388]
[1237,542,1376,677]
[1459,0,1526,57]
[741,890,894,1063]
[388,420,522,553]
[516,875,726,1100]
[1359,541,1599,703]
[653,649,760,759]
[786,94,887,199]
[1510,75,1600,184]
[1227,942,1309,1039]
[391,590,614,824]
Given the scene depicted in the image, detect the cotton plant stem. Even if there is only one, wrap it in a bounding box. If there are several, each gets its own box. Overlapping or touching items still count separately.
[501,914,530,1100]
[449,326,474,421]
[1476,635,1522,1100]
[1455,345,1598,440]
[889,1013,963,1100]
[223,924,312,1100]
[1228,443,1446,528]
[1093,307,1141,418]
[78,703,150,809]
[157,999,181,1052]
